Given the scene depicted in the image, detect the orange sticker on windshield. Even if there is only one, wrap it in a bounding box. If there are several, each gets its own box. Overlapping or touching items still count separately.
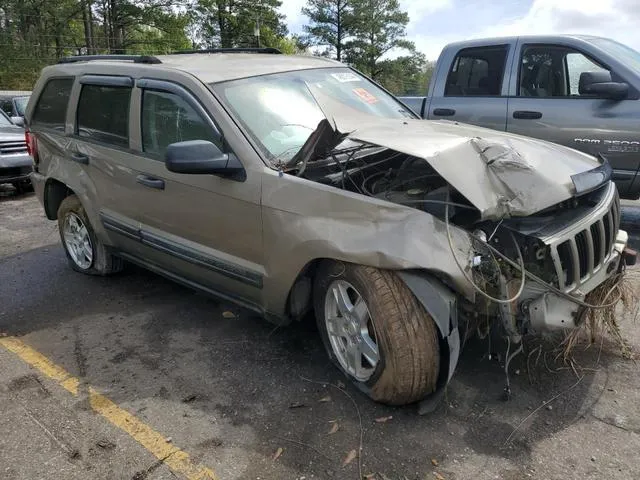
[352,88,378,104]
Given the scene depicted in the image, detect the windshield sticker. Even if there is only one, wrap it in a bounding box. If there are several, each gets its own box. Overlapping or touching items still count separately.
[331,72,361,83]
[352,87,378,104]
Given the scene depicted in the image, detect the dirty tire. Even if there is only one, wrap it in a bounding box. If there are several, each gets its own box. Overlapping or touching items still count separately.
[57,195,123,275]
[314,262,440,405]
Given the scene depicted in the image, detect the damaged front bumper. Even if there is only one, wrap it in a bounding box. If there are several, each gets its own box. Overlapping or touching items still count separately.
[515,182,634,331]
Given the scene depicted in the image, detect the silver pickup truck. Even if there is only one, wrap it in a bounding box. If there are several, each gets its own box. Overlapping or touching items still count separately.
[399,35,640,199]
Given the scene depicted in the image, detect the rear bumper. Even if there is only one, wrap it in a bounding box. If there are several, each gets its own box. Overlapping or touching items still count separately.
[0,153,32,183]
[30,171,46,204]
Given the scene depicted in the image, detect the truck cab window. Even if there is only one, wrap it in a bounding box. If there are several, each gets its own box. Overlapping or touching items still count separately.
[519,46,609,97]
[445,46,508,97]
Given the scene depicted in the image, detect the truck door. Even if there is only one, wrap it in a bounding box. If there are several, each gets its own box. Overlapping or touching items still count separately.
[506,41,640,197]
[426,44,512,131]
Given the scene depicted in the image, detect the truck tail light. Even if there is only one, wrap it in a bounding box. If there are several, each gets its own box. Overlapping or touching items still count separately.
[25,129,38,163]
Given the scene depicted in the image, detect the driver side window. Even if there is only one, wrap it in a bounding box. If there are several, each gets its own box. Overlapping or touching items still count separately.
[519,45,609,97]
[141,90,219,158]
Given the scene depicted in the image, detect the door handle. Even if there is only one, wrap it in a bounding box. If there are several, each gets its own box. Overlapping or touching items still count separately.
[136,174,165,190]
[513,110,542,120]
[70,152,89,165]
[433,108,456,117]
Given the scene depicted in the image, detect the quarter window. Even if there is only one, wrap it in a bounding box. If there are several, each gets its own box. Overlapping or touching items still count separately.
[141,90,217,158]
[32,78,74,130]
[445,46,508,96]
[77,85,131,147]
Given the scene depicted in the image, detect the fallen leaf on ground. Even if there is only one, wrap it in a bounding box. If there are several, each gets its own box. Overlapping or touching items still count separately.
[96,440,115,449]
[364,474,376,480]
[222,311,236,319]
[319,395,331,403]
[289,401,306,408]
[434,473,445,480]
[431,458,438,466]
[337,381,346,389]
[273,447,284,461]
[342,449,357,466]
[182,394,197,403]
[374,416,393,423]
[328,422,339,434]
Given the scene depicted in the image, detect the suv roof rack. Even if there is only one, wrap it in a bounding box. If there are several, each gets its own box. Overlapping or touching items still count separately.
[58,54,162,64]
[171,47,282,55]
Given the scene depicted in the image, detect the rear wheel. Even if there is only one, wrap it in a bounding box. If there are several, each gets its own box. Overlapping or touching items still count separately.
[314,262,440,405]
[57,195,123,275]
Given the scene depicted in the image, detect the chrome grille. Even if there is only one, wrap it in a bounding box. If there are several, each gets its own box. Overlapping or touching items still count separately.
[549,186,620,291]
[0,140,28,155]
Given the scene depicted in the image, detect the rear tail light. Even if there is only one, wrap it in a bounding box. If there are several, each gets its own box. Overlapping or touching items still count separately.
[25,130,38,162]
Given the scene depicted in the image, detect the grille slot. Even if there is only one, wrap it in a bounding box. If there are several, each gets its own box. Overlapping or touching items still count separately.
[548,185,619,291]
[0,141,28,155]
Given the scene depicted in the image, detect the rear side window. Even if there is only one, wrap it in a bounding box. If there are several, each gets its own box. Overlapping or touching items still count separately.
[141,90,218,158]
[445,46,508,96]
[77,85,131,147]
[32,78,73,130]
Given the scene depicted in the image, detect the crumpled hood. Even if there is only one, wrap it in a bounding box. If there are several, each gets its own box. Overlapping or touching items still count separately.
[305,86,604,219]
[344,118,603,219]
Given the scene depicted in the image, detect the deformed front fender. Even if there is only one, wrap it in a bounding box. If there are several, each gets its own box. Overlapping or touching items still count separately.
[396,270,461,410]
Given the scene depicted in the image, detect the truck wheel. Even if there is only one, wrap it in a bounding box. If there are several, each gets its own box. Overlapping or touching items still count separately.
[57,195,123,275]
[314,262,440,405]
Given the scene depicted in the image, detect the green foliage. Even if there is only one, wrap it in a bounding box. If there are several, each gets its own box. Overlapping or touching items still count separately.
[302,0,353,61]
[192,0,287,49]
[375,54,435,95]
[345,0,414,80]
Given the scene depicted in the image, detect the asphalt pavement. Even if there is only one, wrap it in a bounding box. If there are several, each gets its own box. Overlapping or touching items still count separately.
[1,191,639,480]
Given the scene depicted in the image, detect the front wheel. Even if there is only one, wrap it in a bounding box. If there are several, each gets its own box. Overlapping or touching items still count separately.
[314,262,440,405]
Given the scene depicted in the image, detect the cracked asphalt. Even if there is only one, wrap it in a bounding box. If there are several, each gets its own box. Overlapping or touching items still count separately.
[1,189,639,480]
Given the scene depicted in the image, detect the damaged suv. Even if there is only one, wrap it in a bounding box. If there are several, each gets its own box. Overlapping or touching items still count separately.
[27,50,635,406]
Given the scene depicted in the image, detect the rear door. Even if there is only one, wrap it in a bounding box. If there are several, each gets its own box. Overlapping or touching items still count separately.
[506,41,640,196]
[427,44,513,131]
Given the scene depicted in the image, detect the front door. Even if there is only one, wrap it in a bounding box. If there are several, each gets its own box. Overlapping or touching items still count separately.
[121,79,264,308]
[506,41,640,196]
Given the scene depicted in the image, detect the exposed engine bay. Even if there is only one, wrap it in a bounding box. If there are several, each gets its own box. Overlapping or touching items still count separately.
[283,138,627,343]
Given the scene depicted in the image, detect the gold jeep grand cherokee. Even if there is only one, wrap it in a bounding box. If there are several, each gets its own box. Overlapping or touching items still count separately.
[26,49,635,407]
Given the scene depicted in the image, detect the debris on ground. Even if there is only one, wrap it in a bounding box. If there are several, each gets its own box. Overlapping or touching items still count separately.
[374,416,393,423]
[273,447,284,461]
[165,437,172,443]
[431,458,438,466]
[182,394,198,403]
[289,401,306,409]
[434,472,446,480]
[328,422,339,434]
[96,439,116,449]
[221,310,236,319]
[562,271,639,361]
[342,449,357,466]
[319,395,331,402]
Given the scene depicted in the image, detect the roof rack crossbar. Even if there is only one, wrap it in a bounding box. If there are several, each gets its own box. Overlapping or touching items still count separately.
[171,47,282,55]
[58,55,162,64]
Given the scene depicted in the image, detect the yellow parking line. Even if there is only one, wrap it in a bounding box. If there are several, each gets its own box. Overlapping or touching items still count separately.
[0,336,217,480]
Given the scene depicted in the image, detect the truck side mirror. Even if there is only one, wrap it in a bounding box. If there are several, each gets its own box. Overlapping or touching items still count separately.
[10,116,24,127]
[579,71,628,100]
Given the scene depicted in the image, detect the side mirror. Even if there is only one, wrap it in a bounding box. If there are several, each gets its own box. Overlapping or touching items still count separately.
[579,71,628,100]
[10,116,24,127]
[165,140,245,180]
